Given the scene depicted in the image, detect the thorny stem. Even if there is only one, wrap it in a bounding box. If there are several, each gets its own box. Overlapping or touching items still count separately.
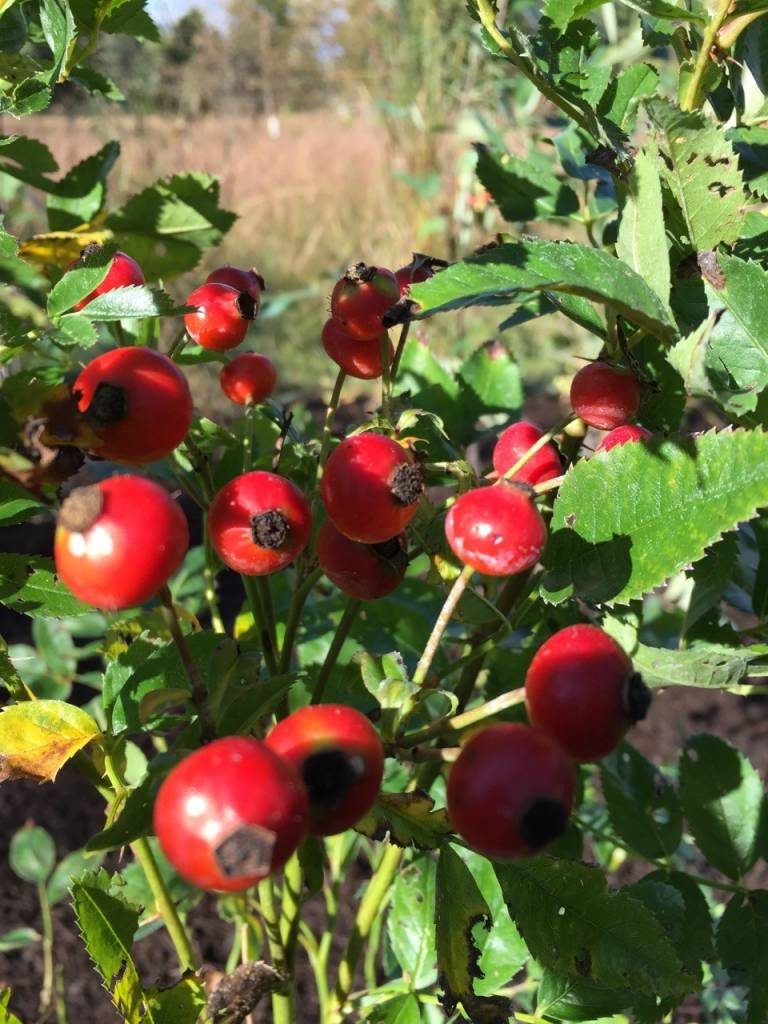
[278,567,323,674]
[311,598,362,703]
[257,878,293,1024]
[680,0,733,112]
[412,565,474,687]
[390,320,411,381]
[159,585,215,741]
[242,575,280,676]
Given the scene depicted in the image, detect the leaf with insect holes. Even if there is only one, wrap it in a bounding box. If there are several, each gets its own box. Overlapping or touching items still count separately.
[541,430,768,606]
[647,98,746,251]
[679,734,768,880]
[355,792,451,850]
[717,892,768,1024]
[0,700,101,783]
[632,641,763,691]
[409,240,678,343]
[436,845,511,1023]
[496,857,691,997]
[600,743,682,861]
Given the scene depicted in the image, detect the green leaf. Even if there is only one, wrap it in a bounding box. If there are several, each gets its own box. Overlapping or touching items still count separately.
[71,869,144,1020]
[632,640,761,690]
[409,240,678,343]
[647,98,746,252]
[616,145,670,311]
[456,340,523,442]
[0,479,46,526]
[598,63,660,132]
[101,0,160,41]
[436,845,510,1023]
[388,856,437,988]
[475,144,579,221]
[0,554,92,617]
[684,533,739,633]
[541,431,768,606]
[39,0,76,84]
[0,637,30,700]
[728,125,768,200]
[496,856,691,998]
[366,994,423,1024]
[48,848,103,905]
[355,792,452,850]
[70,66,124,102]
[642,869,713,963]
[717,891,768,1024]
[144,976,206,1024]
[0,989,22,1024]
[544,0,704,29]
[46,241,115,316]
[679,734,767,880]
[47,142,120,231]
[86,775,155,852]
[9,825,55,883]
[62,285,185,322]
[600,742,682,860]
[536,971,636,1022]
[0,927,40,953]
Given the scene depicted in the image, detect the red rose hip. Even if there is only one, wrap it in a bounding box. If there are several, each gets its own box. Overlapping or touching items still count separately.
[492,421,562,485]
[330,263,399,340]
[220,353,277,405]
[317,520,407,600]
[72,347,192,464]
[72,247,145,312]
[267,704,384,836]
[208,470,311,575]
[153,737,309,892]
[447,724,576,859]
[206,265,265,310]
[596,424,652,452]
[445,482,547,576]
[525,624,651,761]
[184,282,256,351]
[394,253,448,295]
[321,319,393,380]
[570,361,642,430]
[54,476,189,610]
[321,434,423,544]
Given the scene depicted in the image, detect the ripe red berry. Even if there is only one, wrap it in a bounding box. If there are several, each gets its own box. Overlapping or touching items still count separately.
[445,482,547,576]
[525,624,651,761]
[54,476,188,610]
[570,361,642,430]
[322,434,423,544]
[72,347,192,464]
[208,470,311,575]
[153,737,309,892]
[219,353,277,405]
[394,253,447,295]
[321,319,393,380]
[596,424,652,452]
[72,248,145,312]
[184,283,256,351]
[447,724,575,859]
[330,263,399,340]
[317,520,407,600]
[266,704,384,836]
[206,265,265,310]
[492,421,561,485]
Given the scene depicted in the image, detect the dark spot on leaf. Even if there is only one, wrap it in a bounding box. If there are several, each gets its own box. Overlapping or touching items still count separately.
[565,513,577,528]
[575,949,592,977]
[704,155,730,167]
[708,181,734,198]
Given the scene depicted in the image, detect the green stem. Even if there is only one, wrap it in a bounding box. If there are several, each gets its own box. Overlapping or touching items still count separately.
[256,575,278,661]
[257,878,294,1024]
[475,0,594,136]
[133,837,198,970]
[243,576,279,676]
[679,0,732,111]
[501,414,574,482]
[203,521,225,633]
[390,321,411,382]
[37,883,55,1020]
[243,401,256,473]
[380,330,392,422]
[400,687,526,746]
[167,328,188,362]
[412,565,474,688]
[316,369,346,485]
[279,852,303,964]
[331,844,403,1019]
[278,567,323,674]
[159,585,215,741]
[311,598,361,703]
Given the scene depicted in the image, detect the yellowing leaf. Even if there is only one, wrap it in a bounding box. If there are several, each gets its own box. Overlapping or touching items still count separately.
[0,701,101,783]
[19,228,111,270]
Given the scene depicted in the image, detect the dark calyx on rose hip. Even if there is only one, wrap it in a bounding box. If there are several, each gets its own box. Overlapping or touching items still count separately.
[389,462,424,506]
[301,748,364,811]
[251,508,290,549]
[82,381,127,426]
[214,823,276,879]
[518,796,570,852]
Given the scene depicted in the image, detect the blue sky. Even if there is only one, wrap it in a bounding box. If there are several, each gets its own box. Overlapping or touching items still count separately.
[148,0,228,29]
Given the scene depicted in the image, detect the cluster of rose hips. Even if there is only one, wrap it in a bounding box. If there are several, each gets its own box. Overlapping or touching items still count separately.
[52,246,653,887]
